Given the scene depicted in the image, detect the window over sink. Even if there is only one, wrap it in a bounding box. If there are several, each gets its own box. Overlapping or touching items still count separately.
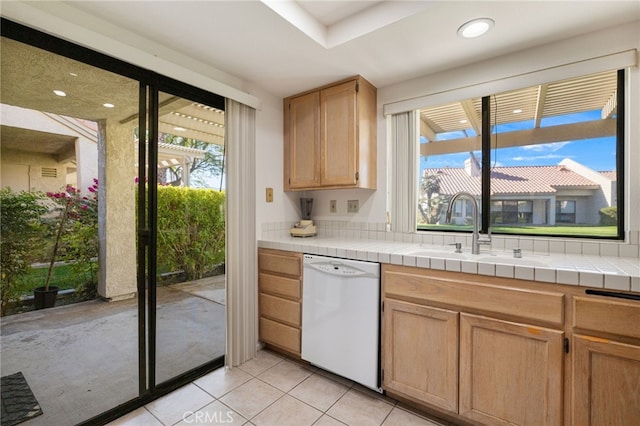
[416,69,625,239]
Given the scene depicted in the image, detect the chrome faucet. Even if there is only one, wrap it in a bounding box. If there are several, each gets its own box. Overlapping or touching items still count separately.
[445,191,491,255]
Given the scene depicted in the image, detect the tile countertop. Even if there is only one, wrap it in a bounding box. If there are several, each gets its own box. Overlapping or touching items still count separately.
[258,237,640,293]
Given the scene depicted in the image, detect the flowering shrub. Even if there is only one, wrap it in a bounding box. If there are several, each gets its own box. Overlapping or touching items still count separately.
[44,179,99,292]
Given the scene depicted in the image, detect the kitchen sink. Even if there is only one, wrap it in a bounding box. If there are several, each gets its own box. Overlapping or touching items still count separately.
[476,255,548,267]
[403,247,550,267]
[404,249,470,260]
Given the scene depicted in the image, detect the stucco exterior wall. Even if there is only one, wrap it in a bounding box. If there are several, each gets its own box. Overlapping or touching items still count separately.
[97,119,137,300]
[1,148,66,193]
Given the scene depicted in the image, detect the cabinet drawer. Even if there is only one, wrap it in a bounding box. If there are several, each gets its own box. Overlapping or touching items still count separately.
[384,266,565,327]
[259,273,301,300]
[259,317,301,354]
[573,296,640,339]
[259,250,301,277]
[259,293,301,327]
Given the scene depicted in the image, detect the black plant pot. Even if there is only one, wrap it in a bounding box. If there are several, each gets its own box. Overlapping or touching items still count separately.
[34,286,59,310]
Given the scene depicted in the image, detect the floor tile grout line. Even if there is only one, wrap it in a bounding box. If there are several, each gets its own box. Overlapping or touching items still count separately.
[180,350,410,426]
[310,412,349,426]
[284,380,346,418]
[244,383,289,423]
[142,407,165,426]
[240,366,356,424]
[216,398,250,425]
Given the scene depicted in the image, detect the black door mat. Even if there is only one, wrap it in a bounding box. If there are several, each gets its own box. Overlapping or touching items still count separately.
[1,372,43,426]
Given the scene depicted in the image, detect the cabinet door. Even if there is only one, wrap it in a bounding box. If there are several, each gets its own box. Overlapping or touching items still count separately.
[320,80,357,186]
[460,314,563,426]
[288,91,320,189]
[572,334,640,425]
[383,299,459,412]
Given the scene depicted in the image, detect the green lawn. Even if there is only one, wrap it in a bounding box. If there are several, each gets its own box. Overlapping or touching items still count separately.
[16,264,90,296]
[417,224,617,238]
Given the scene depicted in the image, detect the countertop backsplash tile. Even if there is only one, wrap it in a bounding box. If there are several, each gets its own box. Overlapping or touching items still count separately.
[260,222,639,291]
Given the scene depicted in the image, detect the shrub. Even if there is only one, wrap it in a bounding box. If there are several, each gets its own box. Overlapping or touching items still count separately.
[599,206,617,226]
[156,186,225,280]
[0,188,47,314]
[59,180,99,295]
[43,181,99,292]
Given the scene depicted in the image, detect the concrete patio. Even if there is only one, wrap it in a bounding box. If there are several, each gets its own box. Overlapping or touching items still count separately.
[0,275,226,426]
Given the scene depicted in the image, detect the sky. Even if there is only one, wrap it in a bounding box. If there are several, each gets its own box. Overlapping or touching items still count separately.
[420,109,617,174]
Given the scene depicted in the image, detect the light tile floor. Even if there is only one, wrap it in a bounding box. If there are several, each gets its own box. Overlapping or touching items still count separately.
[107,349,452,426]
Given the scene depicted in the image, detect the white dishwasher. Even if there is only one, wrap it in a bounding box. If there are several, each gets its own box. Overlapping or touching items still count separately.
[302,254,381,392]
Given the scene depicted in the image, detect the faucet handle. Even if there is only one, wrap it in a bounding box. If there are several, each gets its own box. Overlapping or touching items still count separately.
[449,242,463,253]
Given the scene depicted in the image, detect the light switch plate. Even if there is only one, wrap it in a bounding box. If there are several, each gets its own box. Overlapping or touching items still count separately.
[347,200,359,213]
[266,187,273,203]
[330,200,337,213]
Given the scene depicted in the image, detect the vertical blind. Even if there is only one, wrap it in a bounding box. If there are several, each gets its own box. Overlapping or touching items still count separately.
[225,99,258,367]
[388,110,419,233]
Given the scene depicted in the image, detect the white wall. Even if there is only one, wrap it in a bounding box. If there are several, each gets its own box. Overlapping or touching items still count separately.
[5,1,638,248]
[273,21,640,240]
[378,21,640,243]
[250,84,300,231]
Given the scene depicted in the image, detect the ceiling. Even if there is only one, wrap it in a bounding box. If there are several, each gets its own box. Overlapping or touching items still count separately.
[59,0,639,99]
[1,37,225,155]
[1,1,637,158]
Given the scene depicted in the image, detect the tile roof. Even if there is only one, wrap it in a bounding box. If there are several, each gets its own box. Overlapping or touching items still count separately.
[424,165,601,196]
[599,171,617,180]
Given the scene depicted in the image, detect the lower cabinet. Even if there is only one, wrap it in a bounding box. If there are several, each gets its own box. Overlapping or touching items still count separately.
[571,335,640,425]
[571,293,640,426]
[258,248,302,357]
[382,265,567,426]
[382,264,640,425]
[383,299,459,412]
[459,314,564,426]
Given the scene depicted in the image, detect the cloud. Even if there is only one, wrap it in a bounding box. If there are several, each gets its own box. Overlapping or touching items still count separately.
[512,154,575,162]
[521,142,571,152]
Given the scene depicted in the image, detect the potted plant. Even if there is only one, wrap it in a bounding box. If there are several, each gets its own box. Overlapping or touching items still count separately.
[35,181,98,309]
[0,188,47,315]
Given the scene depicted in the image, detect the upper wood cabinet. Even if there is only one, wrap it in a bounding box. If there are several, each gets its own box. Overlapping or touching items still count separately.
[284,76,377,191]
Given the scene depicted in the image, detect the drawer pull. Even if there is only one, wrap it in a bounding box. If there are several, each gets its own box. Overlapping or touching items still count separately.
[585,289,640,301]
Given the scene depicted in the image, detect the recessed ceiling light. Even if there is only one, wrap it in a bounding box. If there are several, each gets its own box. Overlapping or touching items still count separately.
[53,90,67,97]
[173,127,186,131]
[103,103,115,108]
[460,119,468,124]
[457,18,494,38]
[513,109,523,114]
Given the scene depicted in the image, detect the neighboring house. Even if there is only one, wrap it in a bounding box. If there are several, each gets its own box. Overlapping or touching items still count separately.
[1,104,206,194]
[424,154,616,226]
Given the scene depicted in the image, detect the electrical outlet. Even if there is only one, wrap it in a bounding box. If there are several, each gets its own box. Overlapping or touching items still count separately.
[347,199,359,213]
[330,200,337,213]
[265,187,273,203]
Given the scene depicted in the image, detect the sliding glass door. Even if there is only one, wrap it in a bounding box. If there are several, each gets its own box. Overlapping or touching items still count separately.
[1,19,226,425]
[147,90,227,387]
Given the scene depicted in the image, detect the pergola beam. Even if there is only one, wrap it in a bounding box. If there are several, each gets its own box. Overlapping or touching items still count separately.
[534,84,548,128]
[420,117,436,141]
[421,119,616,156]
[460,99,482,134]
[601,89,617,119]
